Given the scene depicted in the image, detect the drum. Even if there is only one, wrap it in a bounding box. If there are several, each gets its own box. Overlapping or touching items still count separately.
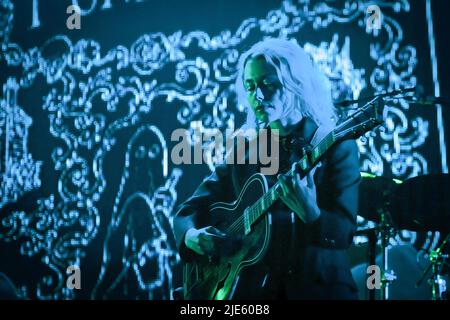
[349,172,450,300]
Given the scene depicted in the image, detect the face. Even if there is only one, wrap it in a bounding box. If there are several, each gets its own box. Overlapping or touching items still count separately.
[129,127,164,192]
[243,56,284,125]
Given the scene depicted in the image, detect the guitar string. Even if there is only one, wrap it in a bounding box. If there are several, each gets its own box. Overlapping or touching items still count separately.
[199,122,379,284]
[189,118,374,292]
[224,186,275,235]
[219,115,373,236]
[193,133,339,289]
[190,128,361,292]
[223,132,335,235]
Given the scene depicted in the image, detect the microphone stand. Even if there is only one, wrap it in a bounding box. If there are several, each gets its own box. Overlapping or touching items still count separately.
[335,88,416,108]
[400,96,450,106]
[335,87,449,108]
[416,233,450,300]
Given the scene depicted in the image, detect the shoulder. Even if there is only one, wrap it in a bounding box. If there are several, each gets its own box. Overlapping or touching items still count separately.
[318,139,361,188]
[327,139,360,164]
[292,117,318,144]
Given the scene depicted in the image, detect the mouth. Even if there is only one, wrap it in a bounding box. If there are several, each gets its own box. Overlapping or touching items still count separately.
[255,105,264,113]
[255,103,272,113]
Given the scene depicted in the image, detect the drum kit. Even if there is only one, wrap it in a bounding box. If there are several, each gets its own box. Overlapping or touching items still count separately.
[335,87,450,300]
[353,172,450,300]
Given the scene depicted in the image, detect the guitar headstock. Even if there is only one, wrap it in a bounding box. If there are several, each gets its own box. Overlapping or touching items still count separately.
[334,96,385,141]
[288,96,385,177]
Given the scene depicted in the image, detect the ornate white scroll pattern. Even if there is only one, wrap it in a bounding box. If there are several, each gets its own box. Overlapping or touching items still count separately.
[0,0,432,298]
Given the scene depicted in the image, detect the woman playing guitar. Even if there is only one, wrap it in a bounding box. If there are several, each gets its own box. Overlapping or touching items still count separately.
[173,38,361,300]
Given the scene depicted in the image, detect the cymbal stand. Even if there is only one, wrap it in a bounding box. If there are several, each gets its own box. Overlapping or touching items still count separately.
[416,233,450,300]
[378,209,397,300]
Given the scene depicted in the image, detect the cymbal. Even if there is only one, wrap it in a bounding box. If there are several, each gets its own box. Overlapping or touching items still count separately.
[358,172,402,222]
[387,174,450,232]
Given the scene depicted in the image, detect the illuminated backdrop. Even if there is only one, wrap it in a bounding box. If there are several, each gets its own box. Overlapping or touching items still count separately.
[0,0,448,299]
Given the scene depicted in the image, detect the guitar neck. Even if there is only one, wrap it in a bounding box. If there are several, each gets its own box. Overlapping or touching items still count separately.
[242,96,385,233]
[244,131,336,231]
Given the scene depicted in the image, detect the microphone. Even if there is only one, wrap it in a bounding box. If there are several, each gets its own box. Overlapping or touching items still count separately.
[403,85,449,106]
[334,87,416,108]
[415,96,449,105]
[335,86,449,107]
[409,95,449,106]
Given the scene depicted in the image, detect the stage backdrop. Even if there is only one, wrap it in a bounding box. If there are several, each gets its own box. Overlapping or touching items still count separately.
[0,0,449,299]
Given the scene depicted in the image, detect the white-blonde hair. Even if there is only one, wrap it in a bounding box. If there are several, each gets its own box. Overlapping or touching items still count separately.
[235,37,337,131]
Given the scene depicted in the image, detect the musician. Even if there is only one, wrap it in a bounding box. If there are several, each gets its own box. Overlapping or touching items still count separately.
[173,38,361,299]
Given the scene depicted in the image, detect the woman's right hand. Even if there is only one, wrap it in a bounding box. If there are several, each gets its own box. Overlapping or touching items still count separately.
[184,226,227,256]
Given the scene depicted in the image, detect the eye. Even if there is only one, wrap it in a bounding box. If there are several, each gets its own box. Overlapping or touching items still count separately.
[135,145,146,159]
[148,144,161,158]
[262,79,279,90]
[244,81,255,92]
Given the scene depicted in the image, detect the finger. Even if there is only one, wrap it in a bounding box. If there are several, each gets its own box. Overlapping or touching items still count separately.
[205,226,226,237]
[306,173,314,188]
[277,174,291,196]
[293,172,307,190]
[205,226,217,233]
[208,233,227,241]
[200,233,222,246]
[213,228,227,237]
[200,232,226,252]
[290,162,299,174]
[193,243,205,255]
[293,171,304,187]
[306,166,318,188]
[289,176,305,202]
[199,238,215,254]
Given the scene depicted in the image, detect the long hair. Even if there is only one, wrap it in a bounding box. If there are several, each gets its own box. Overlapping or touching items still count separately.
[235,38,337,131]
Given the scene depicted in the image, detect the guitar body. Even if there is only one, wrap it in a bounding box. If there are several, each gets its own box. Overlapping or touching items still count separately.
[183,173,272,300]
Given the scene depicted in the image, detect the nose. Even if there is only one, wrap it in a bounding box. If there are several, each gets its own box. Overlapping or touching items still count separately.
[255,87,265,102]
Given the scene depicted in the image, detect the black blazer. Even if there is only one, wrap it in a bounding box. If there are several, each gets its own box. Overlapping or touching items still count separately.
[173,117,361,298]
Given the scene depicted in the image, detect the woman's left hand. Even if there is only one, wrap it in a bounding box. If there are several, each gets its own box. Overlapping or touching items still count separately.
[277,164,321,224]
